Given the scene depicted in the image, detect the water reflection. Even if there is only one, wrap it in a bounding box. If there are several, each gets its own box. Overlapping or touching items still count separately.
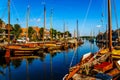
[50,54,53,80]
[0,41,100,80]
[43,59,46,80]
[0,58,7,79]
[76,47,79,63]
[26,59,29,80]
[11,59,22,68]
[39,53,46,62]
[8,63,11,80]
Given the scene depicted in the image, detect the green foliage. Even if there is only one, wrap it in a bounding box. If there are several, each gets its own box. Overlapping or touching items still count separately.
[64,31,71,37]
[0,19,3,27]
[11,24,22,39]
[0,28,4,33]
[0,19,3,22]
[57,31,61,35]
[39,27,44,40]
[51,28,57,38]
[28,27,36,40]
[50,28,72,39]
[50,28,58,39]
[57,31,61,37]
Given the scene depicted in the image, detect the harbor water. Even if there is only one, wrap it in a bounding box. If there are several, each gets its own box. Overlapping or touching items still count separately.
[0,40,99,80]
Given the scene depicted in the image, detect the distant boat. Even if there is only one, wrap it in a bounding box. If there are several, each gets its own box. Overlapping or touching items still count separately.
[89,38,94,43]
[89,30,94,43]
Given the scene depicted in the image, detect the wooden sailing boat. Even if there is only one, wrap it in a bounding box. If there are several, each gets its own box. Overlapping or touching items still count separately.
[10,4,40,55]
[63,0,120,80]
[5,0,40,57]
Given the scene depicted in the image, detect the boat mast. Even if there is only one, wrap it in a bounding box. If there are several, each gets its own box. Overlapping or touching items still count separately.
[90,30,92,40]
[77,20,78,39]
[101,13,104,41]
[64,22,65,39]
[74,29,76,39]
[108,0,112,52]
[8,0,10,44]
[43,4,46,41]
[50,9,53,41]
[26,5,30,42]
[76,20,78,46]
[106,24,108,48]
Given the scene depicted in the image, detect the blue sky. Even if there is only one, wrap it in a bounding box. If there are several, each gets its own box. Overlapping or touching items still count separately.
[0,0,120,36]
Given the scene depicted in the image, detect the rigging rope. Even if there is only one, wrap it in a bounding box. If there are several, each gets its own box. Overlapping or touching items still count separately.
[69,48,77,68]
[1,2,7,19]
[1,6,7,19]
[11,0,21,24]
[81,0,92,30]
[113,0,119,37]
[100,0,106,33]
[69,0,92,68]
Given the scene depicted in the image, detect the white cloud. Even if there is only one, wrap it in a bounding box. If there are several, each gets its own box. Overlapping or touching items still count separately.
[96,25,102,28]
[37,18,41,22]
[30,18,41,23]
[30,18,35,22]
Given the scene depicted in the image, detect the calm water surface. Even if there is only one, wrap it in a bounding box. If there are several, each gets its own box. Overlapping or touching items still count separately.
[0,40,99,80]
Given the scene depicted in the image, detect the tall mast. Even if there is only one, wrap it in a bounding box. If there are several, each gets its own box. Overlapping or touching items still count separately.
[74,29,76,39]
[8,0,10,44]
[108,0,112,52]
[66,24,68,38]
[26,5,30,42]
[101,13,104,41]
[43,4,46,41]
[50,9,53,41]
[64,22,65,39]
[76,20,78,39]
[106,24,108,48]
[90,30,92,39]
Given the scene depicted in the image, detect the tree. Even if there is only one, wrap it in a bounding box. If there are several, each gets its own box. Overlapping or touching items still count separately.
[64,31,71,37]
[57,31,62,39]
[28,27,36,40]
[51,28,57,39]
[39,27,44,40]
[11,24,22,39]
[0,19,3,28]
[0,19,4,35]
